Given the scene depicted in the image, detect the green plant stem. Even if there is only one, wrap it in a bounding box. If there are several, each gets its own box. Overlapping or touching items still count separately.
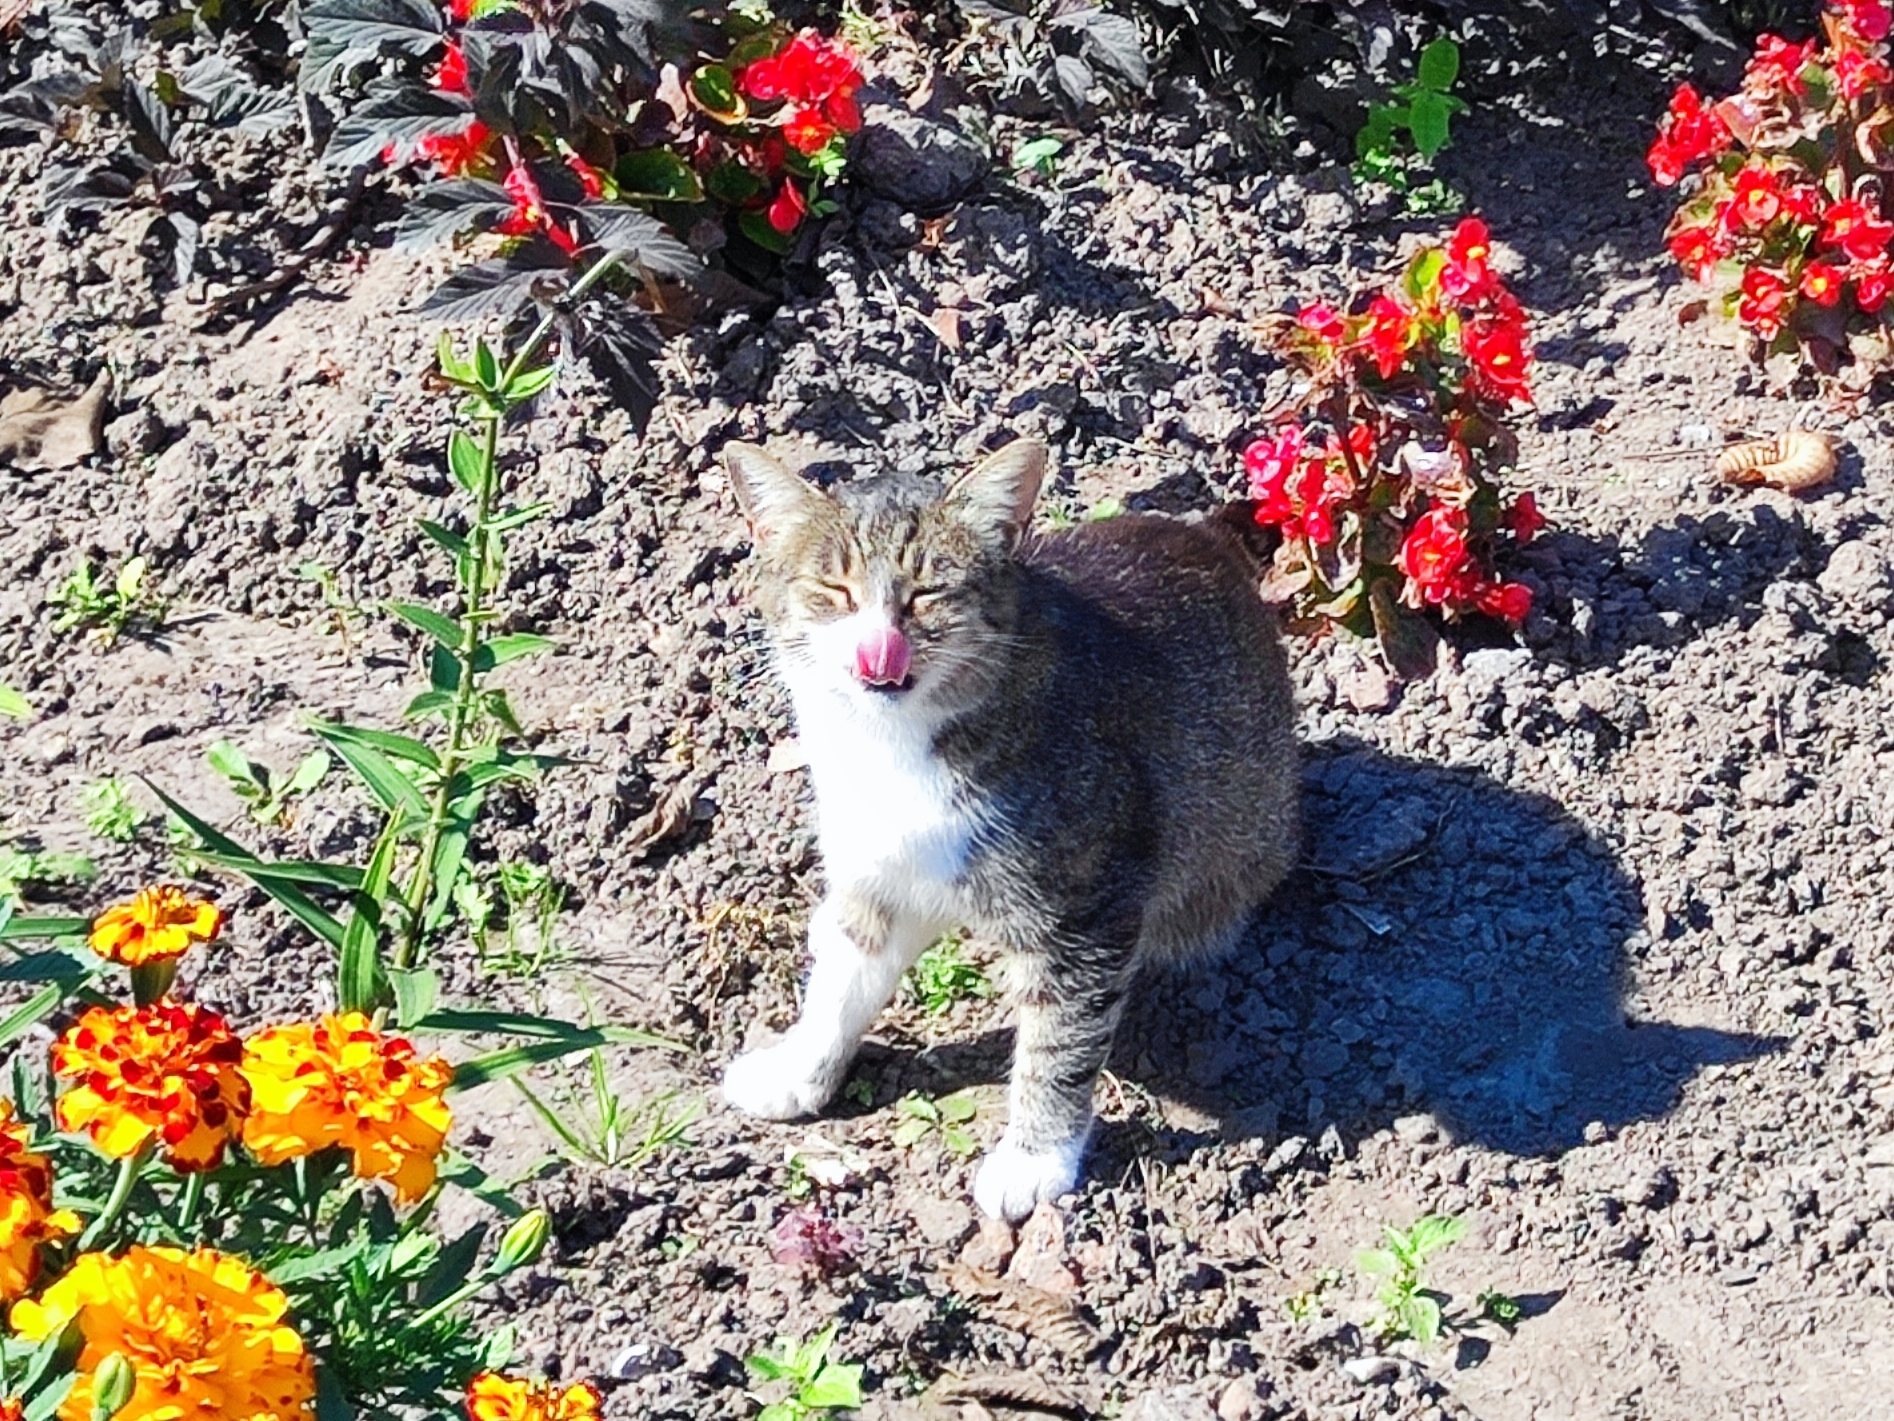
[398,1262,505,1338]
[79,1144,151,1250]
[393,250,625,976]
[175,1170,205,1233]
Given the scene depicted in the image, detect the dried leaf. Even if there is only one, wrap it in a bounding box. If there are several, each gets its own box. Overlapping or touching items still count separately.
[933,1372,1087,1416]
[1006,1202,1078,1295]
[1677,299,1709,325]
[1369,580,1440,682]
[0,372,109,471]
[926,307,964,350]
[942,1260,1100,1358]
[622,776,702,858]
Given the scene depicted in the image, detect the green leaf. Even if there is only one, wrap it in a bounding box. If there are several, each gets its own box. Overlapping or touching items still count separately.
[143,782,346,949]
[285,751,332,798]
[386,602,464,653]
[189,852,365,891]
[472,338,499,392]
[1355,1247,1397,1276]
[0,984,65,1051]
[421,809,473,933]
[268,1238,374,1286]
[613,149,704,202]
[1400,1292,1442,1345]
[391,967,440,1028]
[891,1117,932,1148]
[703,161,762,206]
[473,634,554,672]
[801,1363,864,1410]
[205,740,262,788]
[739,208,792,254]
[309,721,442,772]
[482,688,522,736]
[745,1357,792,1383]
[447,431,484,497]
[0,951,96,986]
[939,1093,978,1123]
[486,502,551,533]
[1407,89,1451,160]
[404,690,455,721]
[430,646,462,694]
[0,915,91,943]
[338,823,400,1015]
[310,731,430,819]
[1356,105,1402,158]
[447,1028,683,1092]
[417,520,469,557]
[1417,35,1459,92]
[114,555,147,602]
[690,63,743,119]
[501,366,557,404]
[437,1150,526,1219]
[0,685,29,719]
[415,1010,682,1048]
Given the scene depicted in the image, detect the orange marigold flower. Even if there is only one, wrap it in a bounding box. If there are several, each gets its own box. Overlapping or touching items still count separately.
[10,1245,314,1421]
[466,1373,603,1421]
[239,1014,453,1203]
[88,887,222,967]
[0,1397,21,1421]
[53,1001,248,1171]
[0,1103,80,1302]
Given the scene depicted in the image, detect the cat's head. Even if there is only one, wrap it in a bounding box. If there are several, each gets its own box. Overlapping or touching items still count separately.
[723,439,1048,715]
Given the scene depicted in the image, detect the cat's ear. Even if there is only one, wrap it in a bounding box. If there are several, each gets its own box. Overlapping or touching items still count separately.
[943,438,1048,546]
[723,442,828,546]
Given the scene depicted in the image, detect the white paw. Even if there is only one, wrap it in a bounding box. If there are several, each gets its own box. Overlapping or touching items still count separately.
[973,1133,1085,1222]
[720,1038,842,1120]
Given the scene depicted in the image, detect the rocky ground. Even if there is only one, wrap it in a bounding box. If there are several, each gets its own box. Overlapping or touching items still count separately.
[5,9,1894,1421]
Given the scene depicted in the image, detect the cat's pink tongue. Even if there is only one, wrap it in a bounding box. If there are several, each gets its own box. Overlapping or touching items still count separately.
[855,625,913,688]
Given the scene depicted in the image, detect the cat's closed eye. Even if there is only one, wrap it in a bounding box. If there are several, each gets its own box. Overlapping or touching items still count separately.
[795,578,857,614]
[907,586,953,615]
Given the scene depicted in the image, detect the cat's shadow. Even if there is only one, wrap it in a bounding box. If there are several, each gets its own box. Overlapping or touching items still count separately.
[870,736,1778,1166]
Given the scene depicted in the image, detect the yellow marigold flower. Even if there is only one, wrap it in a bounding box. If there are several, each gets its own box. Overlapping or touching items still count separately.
[466,1374,602,1421]
[52,1000,248,1172]
[10,1245,314,1421]
[0,1103,79,1302]
[88,887,223,966]
[240,1013,453,1203]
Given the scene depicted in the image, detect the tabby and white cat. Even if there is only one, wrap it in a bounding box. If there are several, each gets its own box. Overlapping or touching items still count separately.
[719,438,1299,1220]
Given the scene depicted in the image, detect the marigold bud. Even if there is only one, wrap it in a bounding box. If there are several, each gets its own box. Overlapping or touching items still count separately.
[496,1209,551,1273]
[91,1353,135,1421]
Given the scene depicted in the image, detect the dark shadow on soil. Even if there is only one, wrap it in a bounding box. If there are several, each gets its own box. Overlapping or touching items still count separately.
[1106,737,1780,1162]
[866,737,1779,1168]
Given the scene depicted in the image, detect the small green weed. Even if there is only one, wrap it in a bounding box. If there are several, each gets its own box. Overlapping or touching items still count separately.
[0,685,28,720]
[515,1051,698,1170]
[300,560,366,655]
[1012,135,1063,176]
[1356,1212,1466,1345]
[903,936,993,1015]
[206,740,331,828]
[1283,1266,1345,1325]
[458,859,567,977]
[0,846,97,906]
[1478,1287,1522,1328]
[80,778,143,843]
[892,1090,979,1156]
[1353,36,1466,214]
[745,1323,865,1421]
[50,554,164,641]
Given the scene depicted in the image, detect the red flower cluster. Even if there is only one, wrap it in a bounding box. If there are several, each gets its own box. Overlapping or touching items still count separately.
[379,4,868,258]
[1652,0,1894,364]
[1243,217,1543,653]
[735,31,865,237]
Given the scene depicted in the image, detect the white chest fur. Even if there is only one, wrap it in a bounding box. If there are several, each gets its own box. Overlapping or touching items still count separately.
[784,673,973,913]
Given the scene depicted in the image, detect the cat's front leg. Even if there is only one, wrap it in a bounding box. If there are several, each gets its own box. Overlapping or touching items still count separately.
[975,956,1131,1221]
[723,892,942,1120]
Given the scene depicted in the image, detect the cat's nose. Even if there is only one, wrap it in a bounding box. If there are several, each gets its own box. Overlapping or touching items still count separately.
[854,624,913,688]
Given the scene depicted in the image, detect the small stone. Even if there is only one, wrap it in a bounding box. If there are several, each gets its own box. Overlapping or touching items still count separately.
[1341,1356,1402,1385]
[1124,1387,1219,1421]
[1819,540,1890,606]
[854,99,986,212]
[606,1342,681,1380]
[1341,663,1394,712]
[1583,1120,1611,1145]
[1392,1113,1440,1145]
[1263,1136,1308,1175]
[765,738,808,774]
[911,1193,974,1248]
[1216,1376,1265,1421]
